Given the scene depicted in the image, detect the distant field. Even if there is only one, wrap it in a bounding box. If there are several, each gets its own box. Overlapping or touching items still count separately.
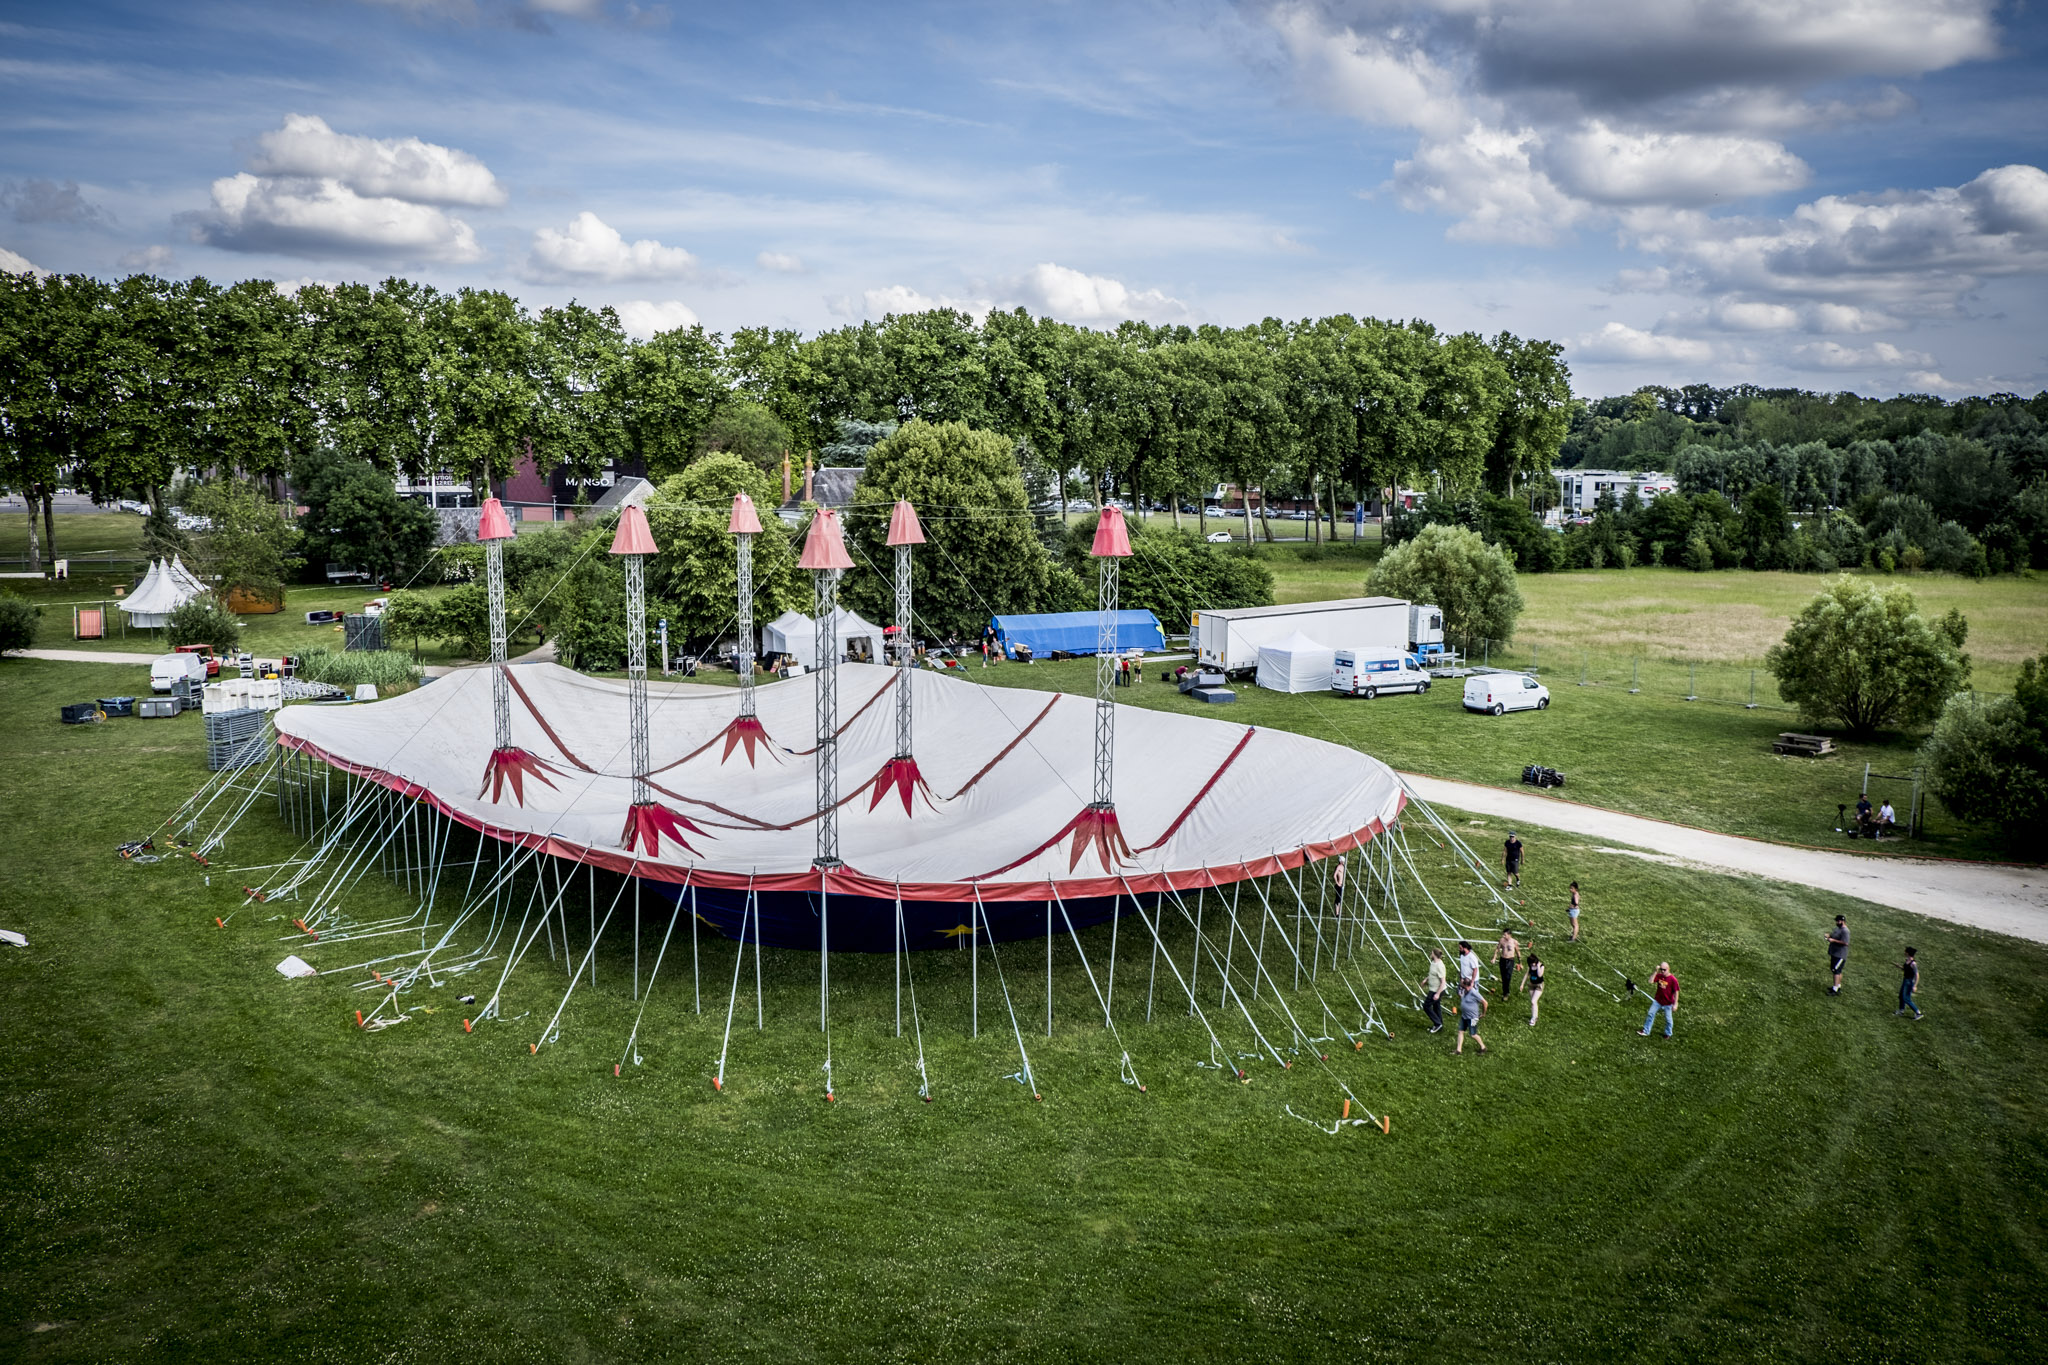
[0,509,147,560]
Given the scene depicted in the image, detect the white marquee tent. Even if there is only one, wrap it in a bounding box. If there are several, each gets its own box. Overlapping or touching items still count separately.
[1255,630,1337,694]
[119,556,205,629]
[759,608,889,671]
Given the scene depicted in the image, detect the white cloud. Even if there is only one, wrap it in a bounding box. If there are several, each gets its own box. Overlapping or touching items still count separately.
[1790,340,1936,371]
[1267,1,2004,241]
[1013,262,1186,322]
[523,211,696,282]
[860,283,994,318]
[615,298,699,338]
[248,114,504,207]
[1626,164,2048,318]
[118,244,175,272]
[190,171,482,261]
[1572,321,1717,364]
[1542,122,1808,207]
[756,250,806,274]
[0,245,48,276]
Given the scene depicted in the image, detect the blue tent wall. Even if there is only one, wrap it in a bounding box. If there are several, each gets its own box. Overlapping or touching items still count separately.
[990,610,1165,657]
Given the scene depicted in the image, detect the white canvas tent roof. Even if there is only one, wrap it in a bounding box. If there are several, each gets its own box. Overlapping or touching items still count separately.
[759,608,888,670]
[1255,630,1337,694]
[120,557,203,627]
[273,661,1406,901]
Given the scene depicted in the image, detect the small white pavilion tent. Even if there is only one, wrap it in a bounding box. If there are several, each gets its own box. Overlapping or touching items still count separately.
[120,558,203,629]
[759,607,888,670]
[1254,630,1338,694]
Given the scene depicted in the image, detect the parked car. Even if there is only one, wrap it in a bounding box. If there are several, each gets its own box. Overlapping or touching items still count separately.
[173,643,221,677]
[150,652,208,693]
[1206,531,1234,543]
[117,499,149,514]
[1462,673,1550,715]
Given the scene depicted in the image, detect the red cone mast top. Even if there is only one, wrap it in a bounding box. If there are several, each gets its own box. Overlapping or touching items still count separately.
[798,507,854,570]
[478,496,514,543]
[728,491,763,535]
[1090,505,1132,558]
[608,503,657,557]
[886,499,926,546]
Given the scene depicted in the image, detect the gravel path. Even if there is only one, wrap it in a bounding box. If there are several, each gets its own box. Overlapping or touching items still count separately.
[1401,772,2048,944]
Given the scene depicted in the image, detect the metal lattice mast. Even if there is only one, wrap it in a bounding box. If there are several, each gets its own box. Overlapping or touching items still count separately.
[887,500,925,760]
[610,505,658,809]
[478,497,515,752]
[1090,507,1132,809]
[799,508,854,869]
[729,493,762,719]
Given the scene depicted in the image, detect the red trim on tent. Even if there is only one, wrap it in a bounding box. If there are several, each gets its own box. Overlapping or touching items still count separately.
[1131,726,1256,853]
[942,693,1062,799]
[273,730,1406,903]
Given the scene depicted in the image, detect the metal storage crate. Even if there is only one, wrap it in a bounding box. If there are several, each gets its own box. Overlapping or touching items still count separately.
[137,697,181,719]
[60,702,104,725]
[343,613,384,652]
[205,706,270,771]
[97,696,136,717]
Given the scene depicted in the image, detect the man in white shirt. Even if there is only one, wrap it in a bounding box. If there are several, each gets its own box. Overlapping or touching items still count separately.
[1876,801,1897,837]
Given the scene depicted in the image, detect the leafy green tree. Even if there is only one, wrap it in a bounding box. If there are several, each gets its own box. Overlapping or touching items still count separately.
[378,589,441,655]
[843,420,1054,638]
[432,583,492,659]
[185,478,302,607]
[428,287,539,490]
[0,593,41,654]
[301,280,437,479]
[697,401,792,472]
[1764,576,1970,736]
[166,594,242,654]
[637,453,803,650]
[1367,523,1524,650]
[533,301,629,490]
[1484,332,1573,495]
[295,448,439,582]
[619,323,726,480]
[1921,655,2048,849]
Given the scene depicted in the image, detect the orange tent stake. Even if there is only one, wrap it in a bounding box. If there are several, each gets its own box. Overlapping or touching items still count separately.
[353,1010,363,1028]
[712,1076,723,1090]
[1342,1099,1350,1120]
[463,1019,472,1033]
[1379,1116,1391,1135]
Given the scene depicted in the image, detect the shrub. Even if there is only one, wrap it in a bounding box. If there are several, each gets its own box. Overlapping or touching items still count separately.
[0,593,40,654]
[166,594,242,655]
[1764,576,1970,736]
[1682,533,1713,572]
[1367,523,1523,651]
[1921,655,2048,850]
[379,590,441,651]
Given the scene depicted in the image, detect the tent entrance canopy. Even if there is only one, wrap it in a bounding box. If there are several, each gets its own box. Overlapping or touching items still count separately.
[991,610,1165,658]
[1255,630,1337,693]
[759,607,888,670]
[119,556,205,629]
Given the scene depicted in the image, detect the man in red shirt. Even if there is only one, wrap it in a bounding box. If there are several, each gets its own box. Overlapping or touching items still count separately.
[1640,962,1680,1038]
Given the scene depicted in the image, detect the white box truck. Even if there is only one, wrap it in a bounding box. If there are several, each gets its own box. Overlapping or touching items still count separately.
[1195,597,1410,676]
[1409,604,1445,656]
[1332,647,1433,698]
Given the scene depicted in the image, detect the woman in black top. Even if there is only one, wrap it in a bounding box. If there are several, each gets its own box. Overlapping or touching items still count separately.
[1526,953,1545,1026]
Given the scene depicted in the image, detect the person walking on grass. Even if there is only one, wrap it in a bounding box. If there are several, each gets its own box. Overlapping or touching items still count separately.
[1494,930,1520,999]
[1568,881,1581,940]
[1897,947,1923,1020]
[1420,948,1447,1033]
[1504,830,1524,891]
[1456,940,1489,1016]
[1455,983,1487,1055]
[1827,914,1850,995]
[1640,962,1679,1038]
[1526,953,1545,1026]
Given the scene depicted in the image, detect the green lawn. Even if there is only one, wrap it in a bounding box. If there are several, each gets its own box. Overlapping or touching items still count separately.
[0,508,149,561]
[1,655,2044,1361]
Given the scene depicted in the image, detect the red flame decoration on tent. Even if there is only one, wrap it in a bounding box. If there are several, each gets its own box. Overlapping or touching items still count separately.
[1065,805,1133,872]
[621,802,703,857]
[480,746,560,805]
[720,714,772,766]
[867,755,932,815]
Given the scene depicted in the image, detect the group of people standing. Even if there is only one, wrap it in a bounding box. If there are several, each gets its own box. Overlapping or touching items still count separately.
[1417,932,1550,1055]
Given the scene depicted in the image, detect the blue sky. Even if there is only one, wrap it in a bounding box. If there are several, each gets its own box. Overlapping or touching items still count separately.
[3,0,2045,397]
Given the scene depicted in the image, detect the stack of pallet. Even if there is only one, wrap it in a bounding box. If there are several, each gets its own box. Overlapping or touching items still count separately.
[205,707,269,771]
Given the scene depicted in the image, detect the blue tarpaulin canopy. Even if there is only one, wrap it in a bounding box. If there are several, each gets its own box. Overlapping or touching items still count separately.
[990,610,1166,658]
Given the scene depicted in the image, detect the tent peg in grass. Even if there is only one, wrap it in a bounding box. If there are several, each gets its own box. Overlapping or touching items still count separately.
[529,1043,538,1055]
[1342,1099,1350,1120]
[353,1010,363,1028]
[463,1019,472,1033]
[214,917,224,929]
[711,1077,722,1091]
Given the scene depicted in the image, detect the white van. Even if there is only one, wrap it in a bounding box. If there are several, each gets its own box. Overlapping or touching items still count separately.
[1333,647,1432,698]
[1463,672,1550,715]
[150,653,208,693]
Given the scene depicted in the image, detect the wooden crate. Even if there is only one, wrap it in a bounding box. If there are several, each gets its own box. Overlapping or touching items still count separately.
[1773,732,1835,756]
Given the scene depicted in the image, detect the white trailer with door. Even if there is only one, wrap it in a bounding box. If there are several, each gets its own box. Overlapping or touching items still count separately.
[1194,597,1410,677]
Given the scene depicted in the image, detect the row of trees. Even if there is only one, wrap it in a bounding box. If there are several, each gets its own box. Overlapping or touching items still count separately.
[1,268,1576,571]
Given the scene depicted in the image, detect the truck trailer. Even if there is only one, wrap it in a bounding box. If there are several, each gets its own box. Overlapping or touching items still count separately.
[1194,597,1410,676]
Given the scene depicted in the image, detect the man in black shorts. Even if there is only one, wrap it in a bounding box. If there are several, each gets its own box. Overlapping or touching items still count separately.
[1827,914,1849,995]
[1503,831,1523,890]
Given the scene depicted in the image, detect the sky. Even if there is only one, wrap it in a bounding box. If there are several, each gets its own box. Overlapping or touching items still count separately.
[2,0,2046,398]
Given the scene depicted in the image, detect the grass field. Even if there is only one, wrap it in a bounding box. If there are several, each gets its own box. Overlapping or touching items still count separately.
[1,655,2045,1361]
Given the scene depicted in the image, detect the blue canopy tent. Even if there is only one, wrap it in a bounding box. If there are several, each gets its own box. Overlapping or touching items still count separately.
[990,610,1165,659]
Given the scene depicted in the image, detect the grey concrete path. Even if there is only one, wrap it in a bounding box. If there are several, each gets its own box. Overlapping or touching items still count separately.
[17,648,162,665]
[1401,772,2048,945]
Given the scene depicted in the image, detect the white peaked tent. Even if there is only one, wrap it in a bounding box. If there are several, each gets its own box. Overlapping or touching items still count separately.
[120,558,203,629]
[759,607,888,670]
[1255,630,1338,694]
